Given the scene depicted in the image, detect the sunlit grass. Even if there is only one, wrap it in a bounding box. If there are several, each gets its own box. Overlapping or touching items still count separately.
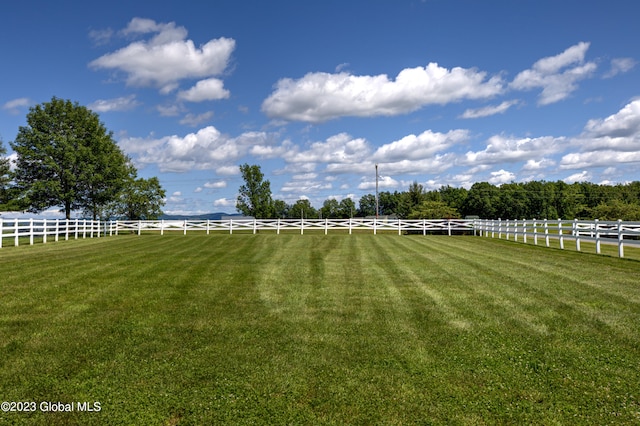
[1,234,639,424]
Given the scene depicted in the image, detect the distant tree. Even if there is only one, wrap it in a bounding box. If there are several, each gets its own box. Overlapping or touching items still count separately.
[397,181,427,218]
[99,166,166,220]
[463,182,500,218]
[319,198,340,218]
[289,199,318,219]
[358,194,377,216]
[272,199,290,218]
[0,140,13,209]
[589,200,640,221]
[408,200,460,219]
[11,97,130,219]
[337,198,356,218]
[236,163,273,218]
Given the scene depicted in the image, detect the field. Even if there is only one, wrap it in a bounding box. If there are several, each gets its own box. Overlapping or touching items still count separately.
[1,234,639,424]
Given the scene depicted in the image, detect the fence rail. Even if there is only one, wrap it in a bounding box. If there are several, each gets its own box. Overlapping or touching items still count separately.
[0,218,103,248]
[107,218,476,236]
[475,218,640,258]
[2,217,639,258]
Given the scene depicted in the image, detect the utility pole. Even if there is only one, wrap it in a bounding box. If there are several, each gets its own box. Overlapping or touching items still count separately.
[375,163,379,219]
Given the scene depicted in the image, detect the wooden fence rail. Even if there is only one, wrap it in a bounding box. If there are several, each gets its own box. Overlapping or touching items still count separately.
[2,217,639,258]
[0,218,102,248]
[474,218,640,258]
[107,218,476,236]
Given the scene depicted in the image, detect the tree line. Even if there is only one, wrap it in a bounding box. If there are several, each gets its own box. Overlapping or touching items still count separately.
[237,164,640,221]
[0,97,165,220]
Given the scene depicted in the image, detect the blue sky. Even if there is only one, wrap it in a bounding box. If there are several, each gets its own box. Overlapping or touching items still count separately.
[1,0,639,216]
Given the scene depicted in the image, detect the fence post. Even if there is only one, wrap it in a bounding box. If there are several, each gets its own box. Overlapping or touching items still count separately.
[14,218,19,246]
[29,218,34,245]
[595,219,601,254]
[325,218,329,235]
[533,219,538,245]
[514,220,519,242]
[423,219,426,236]
[618,219,624,258]
[544,219,549,247]
[506,219,510,240]
[253,219,257,235]
[277,218,281,235]
[374,218,377,235]
[398,219,402,236]
[0,217,3,248]
[184,220,188,235]
[43,219,47,244]
[558,219,564,250]
[349,218,352,235]
[206,220,210,235]
[498,218,502,239]
[447,219,451,236]
[229,219,233,235]
[574,219,581,252]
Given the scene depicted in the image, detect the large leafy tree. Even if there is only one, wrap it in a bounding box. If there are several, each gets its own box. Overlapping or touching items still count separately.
[11,97,130,219]
[0,139,17,211]
[110,174,166,220]
[236,163,274,218]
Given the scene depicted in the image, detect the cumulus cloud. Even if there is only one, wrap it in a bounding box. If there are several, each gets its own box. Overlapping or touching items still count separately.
[2,97,31,114]
[510,42,596,105]
[603,57,636,78]
[89,18,235,94]
[283,133,371,167]
[118,126,276,172]
[177,78,230,102]
[262,63,503,122]
[488,169,516,185]
[461,134,565,165]
[372,129,468,162]
[562,99,640,169]
[179,111,214,127]
[460,100,519,119]
[563,171,591,183]
[89,95,140,112]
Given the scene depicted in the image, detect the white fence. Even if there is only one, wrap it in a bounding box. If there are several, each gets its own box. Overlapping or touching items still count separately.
[475,218,640,258]
[2,217,639,259]
[0,218,103,248]
[107,218,476,236]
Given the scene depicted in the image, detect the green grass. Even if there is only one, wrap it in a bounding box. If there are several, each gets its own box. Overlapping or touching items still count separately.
[1,235,639,425]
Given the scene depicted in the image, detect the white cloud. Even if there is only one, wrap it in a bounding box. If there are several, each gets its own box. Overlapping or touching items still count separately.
[204,181,227,189]
[460,100,519,119]
[357,175,400,191]
[262,63,503,122]
[561,99,640,169]
[2,97,31,114]
[213,197,236,207]
[89,18,235,94]
[563,171,591,183]
[89,95,139,112]
[180,111,214,127]
[177,78,230,102]
[488,169,516,185]
[372,129,468,162]
[603,57,636,78]
[510,42,596,105]
[522,158,555,171]
[461,134,564,165]
[283,133,371,166]
[118,126,276,172]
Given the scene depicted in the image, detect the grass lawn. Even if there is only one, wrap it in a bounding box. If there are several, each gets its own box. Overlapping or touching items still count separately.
[1,234,639,425]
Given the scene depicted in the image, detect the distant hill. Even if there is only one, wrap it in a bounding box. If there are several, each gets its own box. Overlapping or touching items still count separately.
[160,212,246,221]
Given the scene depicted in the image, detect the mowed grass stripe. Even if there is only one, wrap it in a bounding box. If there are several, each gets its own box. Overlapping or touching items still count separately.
[1,235,639,424]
